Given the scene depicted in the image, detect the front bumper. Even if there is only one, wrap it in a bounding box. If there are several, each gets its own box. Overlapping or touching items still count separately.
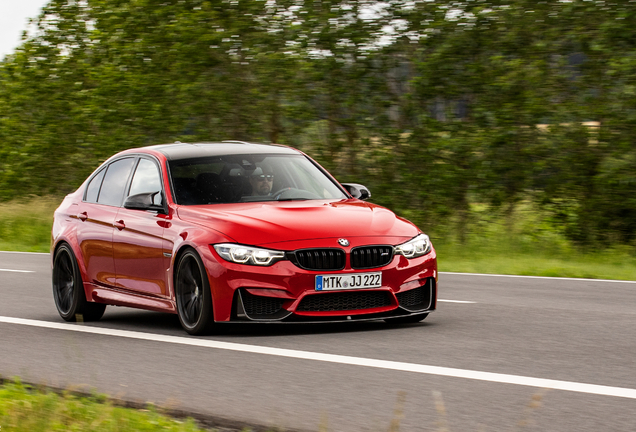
[235,278,436,323]
[198,243,437,322]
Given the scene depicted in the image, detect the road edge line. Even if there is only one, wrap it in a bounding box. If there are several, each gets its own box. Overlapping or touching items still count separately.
[440,271,636,284]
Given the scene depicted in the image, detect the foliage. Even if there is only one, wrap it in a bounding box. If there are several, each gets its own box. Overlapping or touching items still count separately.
[1,0,636,249]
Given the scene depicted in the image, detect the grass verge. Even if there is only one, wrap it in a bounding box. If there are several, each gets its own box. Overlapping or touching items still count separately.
[0,379,207,432]
[1,196,634,280]
[432,201,636,280]
[0,197,58,253]
[436,241,636,280]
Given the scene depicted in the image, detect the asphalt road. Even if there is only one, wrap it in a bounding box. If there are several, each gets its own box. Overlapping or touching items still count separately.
[1,251,635,431]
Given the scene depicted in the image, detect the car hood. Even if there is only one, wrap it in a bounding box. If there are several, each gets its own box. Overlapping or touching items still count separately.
[176,199,419,247]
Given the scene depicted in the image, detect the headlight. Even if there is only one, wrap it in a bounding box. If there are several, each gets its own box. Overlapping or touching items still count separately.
[394,234,432,258]
[213,243,286,266]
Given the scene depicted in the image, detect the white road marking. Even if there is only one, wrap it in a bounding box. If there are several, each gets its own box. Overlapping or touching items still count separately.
[0,269,34,273]
[0,250,49,255]
[438,299,475,304]
[1,316,635,400]
[440,271,636,284]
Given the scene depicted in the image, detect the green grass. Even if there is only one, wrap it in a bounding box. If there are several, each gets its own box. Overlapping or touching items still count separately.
[0,379,207,432]
[0,197,58,253]
[1,196,634,280]
[432,201,636,280]
[436,242,636,280]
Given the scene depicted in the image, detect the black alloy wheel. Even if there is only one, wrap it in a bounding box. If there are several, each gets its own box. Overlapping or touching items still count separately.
[52,244,106,322]
[384,313,429,325]
[175,249,214,335]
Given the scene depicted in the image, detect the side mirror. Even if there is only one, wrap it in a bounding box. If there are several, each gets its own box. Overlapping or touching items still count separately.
[124,192,165,212]
[341,183,371,200]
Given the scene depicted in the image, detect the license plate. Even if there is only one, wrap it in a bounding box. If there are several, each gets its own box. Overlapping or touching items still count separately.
[315,272,382,291]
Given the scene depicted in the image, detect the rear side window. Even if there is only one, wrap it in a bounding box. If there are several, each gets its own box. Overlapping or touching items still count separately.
[85,168,106,203]
[97,158,135,206]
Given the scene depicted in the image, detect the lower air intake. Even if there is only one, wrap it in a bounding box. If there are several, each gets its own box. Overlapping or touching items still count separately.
[241,291,285,316]
[396,282,432,311]
[297,290,392,312]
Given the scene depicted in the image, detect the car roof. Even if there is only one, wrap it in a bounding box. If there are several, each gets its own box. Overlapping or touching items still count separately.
[143,141,301,161]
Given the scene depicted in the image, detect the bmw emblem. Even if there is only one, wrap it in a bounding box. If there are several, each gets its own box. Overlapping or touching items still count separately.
[338,238,350,247]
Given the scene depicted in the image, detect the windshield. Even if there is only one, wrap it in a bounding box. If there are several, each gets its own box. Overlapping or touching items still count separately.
[169,154,348,205]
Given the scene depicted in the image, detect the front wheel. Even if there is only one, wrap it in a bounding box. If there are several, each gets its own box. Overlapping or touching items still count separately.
[384,313,428,325]
[52,244,106,322]
[175,249,215,335]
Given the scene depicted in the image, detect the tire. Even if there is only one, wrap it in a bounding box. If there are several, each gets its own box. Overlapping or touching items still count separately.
[175,249,215,335]
[384,313,428,325]
[52,243,106,322]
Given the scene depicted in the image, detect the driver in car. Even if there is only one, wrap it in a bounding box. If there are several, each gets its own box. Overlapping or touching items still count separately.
[249,165,275,196]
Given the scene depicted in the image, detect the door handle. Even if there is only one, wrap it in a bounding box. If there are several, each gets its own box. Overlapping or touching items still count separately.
[114,220,126,230]
[78,212,88,221]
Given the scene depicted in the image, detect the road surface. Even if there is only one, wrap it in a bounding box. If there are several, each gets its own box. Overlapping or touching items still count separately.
[1,251,635,431]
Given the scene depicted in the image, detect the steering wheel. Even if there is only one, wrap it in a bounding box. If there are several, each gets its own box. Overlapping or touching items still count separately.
[271,187,293,200]
[271,188,321,200]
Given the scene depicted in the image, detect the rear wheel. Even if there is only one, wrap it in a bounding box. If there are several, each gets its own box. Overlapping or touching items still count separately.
[384,313,428,325]
[52,244,106,322]
[175,249,214,335]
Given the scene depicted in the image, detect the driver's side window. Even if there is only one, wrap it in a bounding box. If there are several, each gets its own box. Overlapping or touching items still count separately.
[128,158,162,205]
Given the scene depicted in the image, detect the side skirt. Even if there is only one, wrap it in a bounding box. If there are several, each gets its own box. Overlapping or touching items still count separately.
[86,283,176,314]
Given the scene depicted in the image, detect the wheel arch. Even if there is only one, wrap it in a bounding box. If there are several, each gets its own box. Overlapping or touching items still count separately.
[52,238,94,302]
[171,244,204,296]
[172,244,216,333]
[169,228,233,321]
[52,240,106,322]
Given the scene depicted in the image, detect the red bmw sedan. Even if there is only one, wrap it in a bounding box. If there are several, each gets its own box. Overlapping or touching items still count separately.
[52,142,437,334]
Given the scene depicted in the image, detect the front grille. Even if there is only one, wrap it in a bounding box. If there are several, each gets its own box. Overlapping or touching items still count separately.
[297,291,392,312]
[241,291,284,316]
[351,246,394,269]
[396,283,431,311]
[291,249,345,271]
